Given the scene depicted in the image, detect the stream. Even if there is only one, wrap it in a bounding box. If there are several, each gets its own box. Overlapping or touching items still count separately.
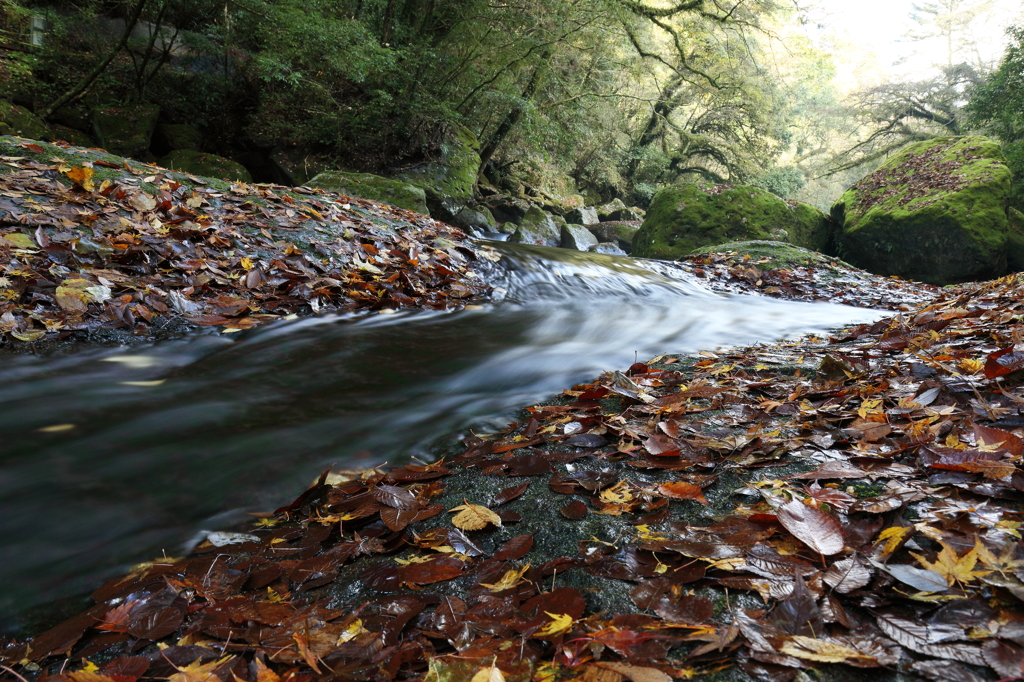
[0,241,885,631]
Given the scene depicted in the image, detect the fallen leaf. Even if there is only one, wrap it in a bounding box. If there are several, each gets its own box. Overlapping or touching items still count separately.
[776,499,845,555]
[449,501,501,530]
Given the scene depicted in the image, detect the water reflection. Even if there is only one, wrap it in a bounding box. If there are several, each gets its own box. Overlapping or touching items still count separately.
[0,241,883,629]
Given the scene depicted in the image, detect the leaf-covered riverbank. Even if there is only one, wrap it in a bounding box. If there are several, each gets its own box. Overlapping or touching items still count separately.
[0,137,492,352]
[7,266,1024,681]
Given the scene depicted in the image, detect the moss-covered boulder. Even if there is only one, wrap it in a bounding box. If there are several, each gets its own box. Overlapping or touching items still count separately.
[396,124,481,221]
[509,207,559,246]
[560,223,598,250]
[831,135,1011,285]
[0,100,50,140]
[50,124,93,147]
[92,105,159,158]
[268,146,332,186]
[596,197,627,220]
[159,149,253,183]
[155,123,202,152]
[690,239,848,270]
[308,171,428,214]
[632,182,832,260]
[1008,208,1024,273]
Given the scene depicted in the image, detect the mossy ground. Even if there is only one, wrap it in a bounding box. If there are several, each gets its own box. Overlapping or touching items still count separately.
[832,135,1012,284]
[632,183,831,261]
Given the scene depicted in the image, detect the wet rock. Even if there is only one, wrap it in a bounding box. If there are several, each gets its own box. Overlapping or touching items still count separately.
[483,195,531,224]
[154,123,202,152]
[596,198,627,221]
[160,150,252,183]
[632,182,832,261]
[1009,208,1024,273]
[50,124,93,147]
[831,135,1010,285]
[307,171,428,214]
[268,146,332,186]
[605,207,645,222]
[509,207,559,246]
[560,224,599,251]
[565,206,599,225]
[589,242,627,256]
[587,221,641,252]
[396,124,481,222]
[0,100,50,140]
[448,207,492,230]
[92,104,159,158]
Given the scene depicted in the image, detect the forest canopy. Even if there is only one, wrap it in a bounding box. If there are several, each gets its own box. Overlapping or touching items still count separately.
[0,0,1021,209]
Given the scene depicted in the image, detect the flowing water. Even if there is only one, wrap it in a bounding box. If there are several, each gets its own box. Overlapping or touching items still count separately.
[0,241,885,631]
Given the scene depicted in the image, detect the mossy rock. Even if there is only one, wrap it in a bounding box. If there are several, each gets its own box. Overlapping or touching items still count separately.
[269,146,332,186]
[690,240,854,271]
[509,207,559,246]
[308,171,428,214]
[50,124,94,147]
[632,182,832,260]
[155,123,202,152]
[92,105,159,158]
[831,135,1011,285]
[397,124,481,221]
[1008,208,1024,273]
[560,223,598,250]
[0,100,50,140]
[159,149,252,183]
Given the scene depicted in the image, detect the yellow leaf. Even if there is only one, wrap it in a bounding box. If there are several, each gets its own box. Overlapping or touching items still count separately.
[2,232,36,249]
[168,656,234,682]
[252,657,280,682]
[240,257,255,270]
[478,564,530,592]
[65,165,95,190]
[911,540,990,586]
[336,619,368,644]
[874,526,913,557]
[11,329,45,342]
[599,480,633,504]
[960,358,984,374]
[537,612,574,637]
[448,501,501,531]
[469,664,505,682]
[55,278,111,314]
[779,636,877,664]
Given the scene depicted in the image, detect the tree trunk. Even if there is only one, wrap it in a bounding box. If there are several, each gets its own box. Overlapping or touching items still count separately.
[40,0,148,120]
[477,52,551,177]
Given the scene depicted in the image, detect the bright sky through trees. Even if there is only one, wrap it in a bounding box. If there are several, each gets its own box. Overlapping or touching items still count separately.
[807,0,1023,79]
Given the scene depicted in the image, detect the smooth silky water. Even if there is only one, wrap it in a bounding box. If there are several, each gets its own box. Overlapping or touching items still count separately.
[0,241,885,630]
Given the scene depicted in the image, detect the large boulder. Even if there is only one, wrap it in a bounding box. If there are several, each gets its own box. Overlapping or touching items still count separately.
[831,135,1011,284]
[483,195,531,224]
[0,100,50,140]
[268,146,332,187]
[1007,208,1024,273]
[605,207,645,222]
[449,207,494,231]
[396,124,481,221]
[160,150,252,183]
[307,171,428,214]
[560,224,598,251]
[632,182,832,260]
[565,206,599,225]
[587,221,641,253]
[596,198,627,221]
[589,242,627,256]
[509,207,559,246]
[92,104,159,158]
[154,123,202,152]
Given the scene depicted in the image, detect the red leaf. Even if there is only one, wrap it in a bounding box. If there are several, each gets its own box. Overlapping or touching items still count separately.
[560,500,588,520]
[776,499,845,555]
[984,346,1024,379]
[493,534,533,561]
[371,484,419,510]
[657,481,708,505]
[492,482,530,506]
[974,422,1024,456]
[398,556,465,585]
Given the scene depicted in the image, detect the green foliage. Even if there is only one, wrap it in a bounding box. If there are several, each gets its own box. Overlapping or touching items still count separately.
[967,25,1024,209]
[750,166,806,199]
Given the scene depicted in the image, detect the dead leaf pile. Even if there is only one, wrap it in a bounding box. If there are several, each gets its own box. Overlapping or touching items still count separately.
[0,139,491,345]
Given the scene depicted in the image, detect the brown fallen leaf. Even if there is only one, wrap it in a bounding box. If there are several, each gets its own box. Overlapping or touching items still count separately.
[776,499,845,555]
[448,501,501,530]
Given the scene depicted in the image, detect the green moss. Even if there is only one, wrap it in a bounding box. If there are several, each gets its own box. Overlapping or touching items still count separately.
[396,124,481,218]
[159,149,253,183]
[0,100,50,140]
[689,240,853,271]
[91,104,159,158]
[307,170,428,214]
[1008,208,1024,273]
[632,183,832,261]
[831,135,1011,284]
